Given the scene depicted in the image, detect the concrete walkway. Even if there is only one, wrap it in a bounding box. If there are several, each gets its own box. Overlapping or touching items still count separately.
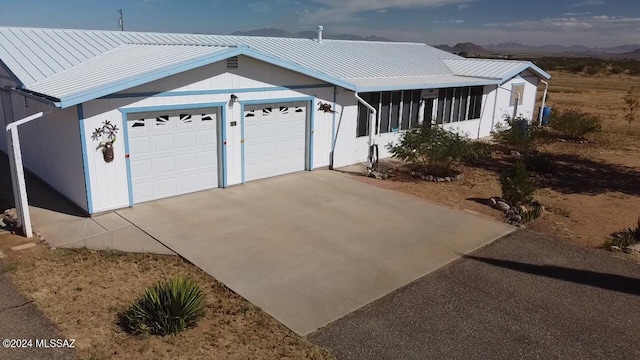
[0,154,172,254]
[117,170,513,335]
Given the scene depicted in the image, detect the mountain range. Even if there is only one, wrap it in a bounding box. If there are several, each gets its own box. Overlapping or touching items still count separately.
[230,28,640,59]
[231,28,391,42]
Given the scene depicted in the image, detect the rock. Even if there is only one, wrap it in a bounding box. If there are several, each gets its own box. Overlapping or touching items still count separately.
[490,198,497,206]
[445,177,452,182]
[426,175,434,182]
[410,171,417,177]
[420,175,427,180]
[455,174,464,181]
[632,244,640,253]
[494,201,511,212]
[610,245,622,252]
[519,205,528,214]
[436,177,445,182]
[511,215,523,222]
[510,150,521,157]
[382,173,390,180]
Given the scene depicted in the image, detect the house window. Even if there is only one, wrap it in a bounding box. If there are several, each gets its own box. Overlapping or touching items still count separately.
[356,90,422,137]
[511,84,525,106]
[436,86,484,124]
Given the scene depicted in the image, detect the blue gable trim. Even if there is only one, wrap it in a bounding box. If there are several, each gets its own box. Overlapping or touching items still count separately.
[77,104,93,214]
[56,48,244,109]
[99,84,334,100]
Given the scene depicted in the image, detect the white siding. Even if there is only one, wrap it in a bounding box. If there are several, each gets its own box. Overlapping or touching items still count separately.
[3,92,87,211]
[82,56,334,213]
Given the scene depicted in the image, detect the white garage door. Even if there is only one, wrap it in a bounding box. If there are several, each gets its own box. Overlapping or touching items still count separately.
[243,102,308,182]
[127,108,220,204]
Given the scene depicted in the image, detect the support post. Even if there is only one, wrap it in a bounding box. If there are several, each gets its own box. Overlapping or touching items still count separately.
[6,111,50,238]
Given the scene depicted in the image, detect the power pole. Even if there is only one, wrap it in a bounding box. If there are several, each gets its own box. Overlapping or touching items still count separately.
[117,9,124,31]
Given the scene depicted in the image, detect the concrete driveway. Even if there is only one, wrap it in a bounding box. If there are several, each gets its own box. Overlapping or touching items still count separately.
[117,170,513,335]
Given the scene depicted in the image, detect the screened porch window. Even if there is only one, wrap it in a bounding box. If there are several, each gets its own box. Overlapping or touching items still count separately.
[356,90,423,137]
[435,86,484,124]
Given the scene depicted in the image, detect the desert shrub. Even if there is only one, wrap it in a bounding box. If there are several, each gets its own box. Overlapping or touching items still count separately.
[519,203,543,224]
[603,219,640,250]
[623,87,639,134]
[465,141,494,162]
[500,161,536,206]
[494,116,549,155]
[548,109,601,139]
[387,123,476,177]
[122,277,205,336]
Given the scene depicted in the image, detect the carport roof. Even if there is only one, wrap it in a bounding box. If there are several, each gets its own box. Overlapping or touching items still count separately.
[0,27,550,108]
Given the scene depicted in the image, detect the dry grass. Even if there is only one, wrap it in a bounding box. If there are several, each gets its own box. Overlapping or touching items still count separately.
[0,238,332,360]
[541,71,640,135]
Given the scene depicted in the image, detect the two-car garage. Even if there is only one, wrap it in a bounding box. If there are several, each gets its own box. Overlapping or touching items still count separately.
[125,101,310,204]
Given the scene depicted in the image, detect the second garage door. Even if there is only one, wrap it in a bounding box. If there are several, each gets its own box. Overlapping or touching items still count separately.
[243,102,308,182]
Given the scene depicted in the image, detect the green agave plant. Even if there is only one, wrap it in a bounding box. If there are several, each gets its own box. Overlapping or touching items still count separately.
[122,277,205,336]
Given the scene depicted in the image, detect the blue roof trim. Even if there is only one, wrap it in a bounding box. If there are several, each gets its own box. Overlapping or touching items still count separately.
[56,47,244,108]
[355,79,501,93]
[499,62,551,83]
[240,48,356,91]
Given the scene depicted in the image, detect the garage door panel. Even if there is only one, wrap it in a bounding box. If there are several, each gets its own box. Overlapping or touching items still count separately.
[130,159,153,178]
[128,107,220,204]
[153,134,175,152]
[177,132,197,149]
[244,101,308,182]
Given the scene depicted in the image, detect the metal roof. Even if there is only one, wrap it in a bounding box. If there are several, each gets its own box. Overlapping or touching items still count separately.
[443,58,551,81]
[0,27,550,108]
[28,44,232,103]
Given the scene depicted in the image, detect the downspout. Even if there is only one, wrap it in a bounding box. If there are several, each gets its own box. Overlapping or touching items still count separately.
[5,110,51,238]
[538,80,549,124]
[498,85,520,119]
[354,92,378,174]
[490,85,499,132]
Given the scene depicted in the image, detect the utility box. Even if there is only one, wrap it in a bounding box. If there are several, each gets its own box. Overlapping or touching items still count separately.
[541,106,552,126]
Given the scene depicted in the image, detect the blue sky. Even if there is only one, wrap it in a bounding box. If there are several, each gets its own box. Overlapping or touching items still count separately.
[0,0,639,46]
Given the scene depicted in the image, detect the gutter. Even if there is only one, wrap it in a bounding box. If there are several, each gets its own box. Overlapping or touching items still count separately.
[354,92,378,173]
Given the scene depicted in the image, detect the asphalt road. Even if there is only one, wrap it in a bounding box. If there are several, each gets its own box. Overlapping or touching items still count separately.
[311,231,640,360]
[0,261,76,360]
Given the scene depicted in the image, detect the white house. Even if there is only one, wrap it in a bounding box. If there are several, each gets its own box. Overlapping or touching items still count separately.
[0,27,550,224]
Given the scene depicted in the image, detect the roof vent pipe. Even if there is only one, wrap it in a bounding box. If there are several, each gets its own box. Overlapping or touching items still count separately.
[317,26,323,43]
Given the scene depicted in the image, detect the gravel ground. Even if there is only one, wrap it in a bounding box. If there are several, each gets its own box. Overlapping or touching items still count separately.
[311,231,640,360]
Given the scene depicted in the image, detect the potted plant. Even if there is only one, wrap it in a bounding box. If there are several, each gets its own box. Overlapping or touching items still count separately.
[91,120,119,163]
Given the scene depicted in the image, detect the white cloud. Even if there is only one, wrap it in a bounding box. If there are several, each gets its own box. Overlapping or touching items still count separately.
[567,0,604,8]
[563,11,592,16]
[486,14,640,31]
[299,0,476,23]
[377,9,388,13]
[433,19,465,24]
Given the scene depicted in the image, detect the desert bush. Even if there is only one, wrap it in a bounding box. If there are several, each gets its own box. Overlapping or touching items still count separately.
[623,87,639,134]
[548,109,601,139]
[122,277,205,336]
[494,116,549,155]
[519,203,543,224]
[500,161,536,206]
[465,141,494,162]
[603,219,640,250]
[387,123,478,177]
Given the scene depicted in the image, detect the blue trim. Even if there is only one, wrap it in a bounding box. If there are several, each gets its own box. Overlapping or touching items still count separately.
[221,106,228,188]
[241,48,356,91]
[57,48,244,109]
[239,96,315,182]
[356,79,501,93]
[309,98,315,171]
[119,102,228,205]
[240,102,246,183]
[77,104,93,214]
[99,84,334,100]
[119,111,134,207]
